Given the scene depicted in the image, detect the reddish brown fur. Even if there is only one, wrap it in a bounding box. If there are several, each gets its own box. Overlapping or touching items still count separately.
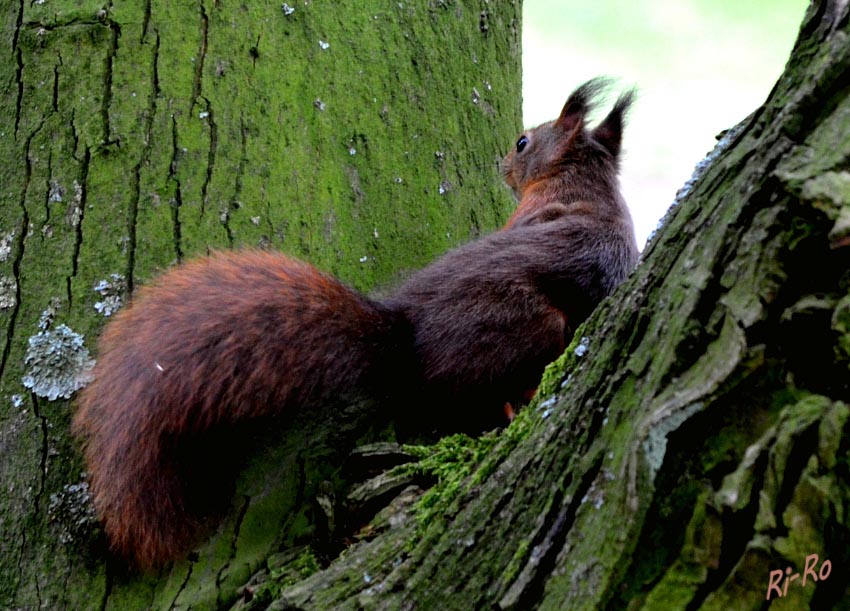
[74,251,410,568]
[72,79,639,569]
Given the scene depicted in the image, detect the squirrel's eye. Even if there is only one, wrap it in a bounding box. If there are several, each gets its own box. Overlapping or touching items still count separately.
[516,136,529,153]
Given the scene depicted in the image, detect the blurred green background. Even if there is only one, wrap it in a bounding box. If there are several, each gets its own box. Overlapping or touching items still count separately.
[522,0,808,247]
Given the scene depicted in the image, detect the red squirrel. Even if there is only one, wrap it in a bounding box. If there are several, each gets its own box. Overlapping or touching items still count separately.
[72,78,638,569]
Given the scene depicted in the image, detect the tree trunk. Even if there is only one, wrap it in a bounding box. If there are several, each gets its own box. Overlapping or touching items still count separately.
[0,1,522,609]
[253,0,850,609]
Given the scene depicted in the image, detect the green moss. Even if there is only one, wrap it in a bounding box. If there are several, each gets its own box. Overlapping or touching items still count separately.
[91,0,523,290]
[402,432,501,523]
[218,548,320,609]
[501,539,531,586]
[396,360,584,530]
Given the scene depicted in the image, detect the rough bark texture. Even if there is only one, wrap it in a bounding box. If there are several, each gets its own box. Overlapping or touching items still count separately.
[248,1,850,609]
[0,1,522,609]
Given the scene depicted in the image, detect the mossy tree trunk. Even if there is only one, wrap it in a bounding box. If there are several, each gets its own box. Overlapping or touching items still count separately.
[0,1,522,609]
[252,0,850,609]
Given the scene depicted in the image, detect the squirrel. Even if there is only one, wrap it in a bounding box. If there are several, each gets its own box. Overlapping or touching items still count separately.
[72,77,638,569]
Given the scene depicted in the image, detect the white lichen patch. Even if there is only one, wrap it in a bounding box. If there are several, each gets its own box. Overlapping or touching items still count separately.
[573,336,590,357]
[49,180,65,202]
[538,395,558,420]
[22,324,96,400]
[38,298,62,331]
[0,275,16,310]
[93,273,126,317]
[68,180,83,228]
[48,481,98,545]
[0,230,14,262]
[538,396,557,410]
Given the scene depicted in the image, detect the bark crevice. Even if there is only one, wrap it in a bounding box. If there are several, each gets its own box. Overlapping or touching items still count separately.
[13,0,24,137]
[68,147,90,308]
[500,457,601,610]
[200,96,216,217]
[190,3,209,113]
[100,20,120,147]
[0,121,41,382]
[167,115,184,262]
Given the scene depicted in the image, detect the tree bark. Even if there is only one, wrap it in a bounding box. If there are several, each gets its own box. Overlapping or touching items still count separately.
[253,0,850,609]
[0,1,522,609]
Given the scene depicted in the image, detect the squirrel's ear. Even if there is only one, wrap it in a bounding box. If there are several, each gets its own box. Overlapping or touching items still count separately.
[592,89,635,159]
[557,77,609,135]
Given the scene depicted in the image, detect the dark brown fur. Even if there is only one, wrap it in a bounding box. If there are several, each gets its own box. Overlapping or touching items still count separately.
[390,213,637,429]
[72,79,638,569]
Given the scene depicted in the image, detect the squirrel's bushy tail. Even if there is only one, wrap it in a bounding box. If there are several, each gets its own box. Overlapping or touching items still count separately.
[73,250,410,568]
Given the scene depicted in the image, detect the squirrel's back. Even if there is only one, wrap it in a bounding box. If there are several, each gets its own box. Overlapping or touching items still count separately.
[391,210,636,428]
[390,78,638,423]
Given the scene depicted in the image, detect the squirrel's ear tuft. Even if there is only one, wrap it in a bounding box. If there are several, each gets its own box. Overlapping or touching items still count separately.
[592,89,635,159]
[557,77,610,135]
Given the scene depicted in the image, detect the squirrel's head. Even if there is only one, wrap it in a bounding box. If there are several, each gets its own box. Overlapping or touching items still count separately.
[501,78,635,202]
